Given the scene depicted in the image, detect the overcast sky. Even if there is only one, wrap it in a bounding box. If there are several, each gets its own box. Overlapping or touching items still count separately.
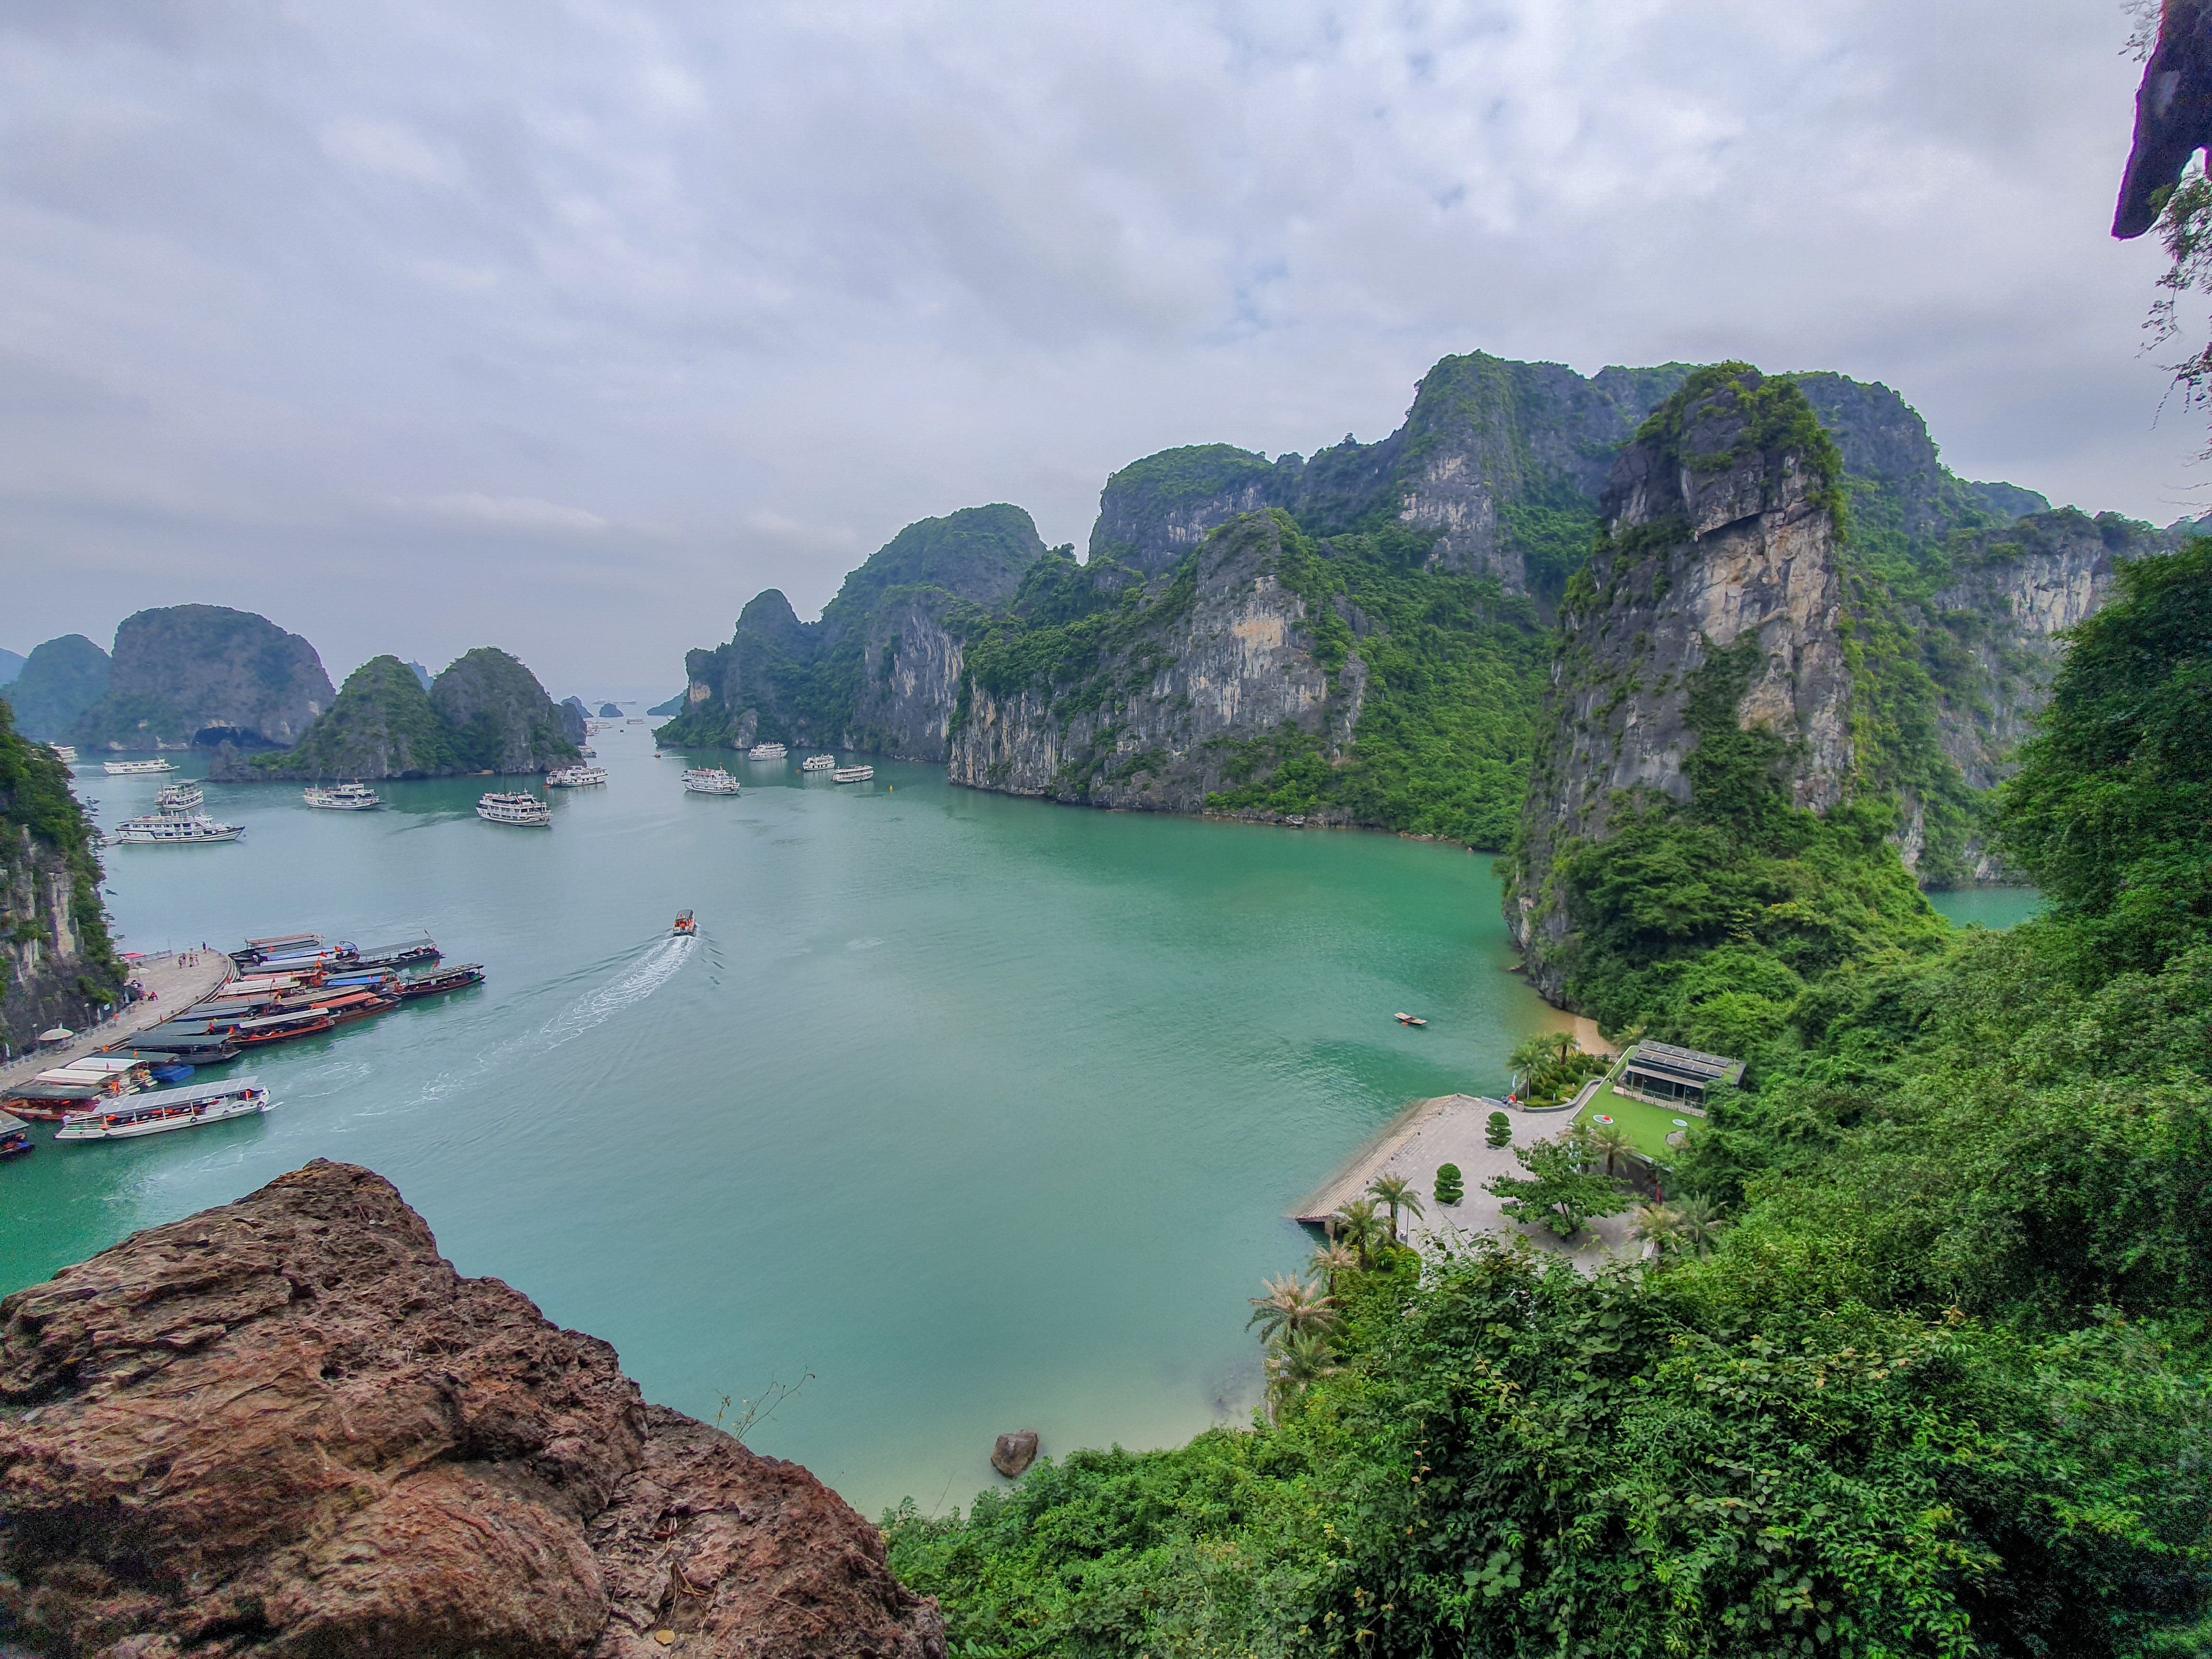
[0,0,2184,699]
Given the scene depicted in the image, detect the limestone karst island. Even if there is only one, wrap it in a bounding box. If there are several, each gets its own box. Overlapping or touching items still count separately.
[4,10,2211,1657]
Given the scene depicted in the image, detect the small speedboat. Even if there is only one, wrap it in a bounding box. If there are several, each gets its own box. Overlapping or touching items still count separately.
[1395,1012,1428,1028]
[673,910,697,937]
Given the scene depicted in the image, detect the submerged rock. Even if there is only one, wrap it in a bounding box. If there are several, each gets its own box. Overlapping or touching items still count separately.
[991,1431,1039,1478]
[0,1160,946,1659]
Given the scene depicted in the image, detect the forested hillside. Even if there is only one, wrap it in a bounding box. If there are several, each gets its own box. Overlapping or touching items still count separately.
[881,537,2212,1658]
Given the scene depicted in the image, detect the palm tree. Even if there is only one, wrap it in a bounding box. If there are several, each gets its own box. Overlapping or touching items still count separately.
[1366,1173,1425,1241]
[1265,1329,1340,1420]
[1547,1029,1578,1068]
[1671,1194,1730,1258]
[1334,1198,1386,1267]
[1631,1202,1680,1255]
[1246,1274,1338,1345]
[1587,1121,1636,1178]
[1507,1033,1557,1098]
[1308,1240,1360,1294]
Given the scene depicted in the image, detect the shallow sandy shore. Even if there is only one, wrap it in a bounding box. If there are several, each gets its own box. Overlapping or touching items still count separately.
[1291,1091,1638,1272]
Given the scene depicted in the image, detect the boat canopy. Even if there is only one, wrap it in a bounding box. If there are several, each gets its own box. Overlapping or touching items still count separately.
[70,1076,261,1115]
[245,933,321,948]
[230,1010,330,1032]
[48,1056,142,1073]
[5,1083,107,1102]
[356,935,438,959]
[0,1112,27,1134]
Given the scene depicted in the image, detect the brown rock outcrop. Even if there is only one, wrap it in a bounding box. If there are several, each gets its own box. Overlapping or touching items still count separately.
[0,1160,944,1659]
[989,1431,1039,1479]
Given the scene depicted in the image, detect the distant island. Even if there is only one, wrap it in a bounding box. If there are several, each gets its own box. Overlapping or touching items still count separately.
[217,648,580,780]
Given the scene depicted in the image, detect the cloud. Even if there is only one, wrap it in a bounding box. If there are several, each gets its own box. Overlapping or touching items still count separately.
[0,0,2188,691]
[320,119,461,189]
[414,493,608,532]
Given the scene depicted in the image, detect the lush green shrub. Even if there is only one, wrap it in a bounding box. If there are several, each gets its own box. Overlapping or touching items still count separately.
[1483,1111,1512,1149]
[1431,1162,1464,1205]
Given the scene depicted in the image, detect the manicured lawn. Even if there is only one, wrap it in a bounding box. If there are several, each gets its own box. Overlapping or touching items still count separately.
[1576,1082,1695,1163]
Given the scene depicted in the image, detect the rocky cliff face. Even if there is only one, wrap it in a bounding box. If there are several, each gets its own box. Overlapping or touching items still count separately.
[1088,356,1697,596]
[661,505,1048,758]
[1506,368,1856,1001]
[948,513,1364,814]
[430,647,582,774]
[0,702,121,1053]
[68,606,333,753]
[0,635,111,742]
[0,1159,946,1659]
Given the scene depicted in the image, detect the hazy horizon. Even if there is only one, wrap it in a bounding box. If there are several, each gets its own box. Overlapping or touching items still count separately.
[0,1,2191,693]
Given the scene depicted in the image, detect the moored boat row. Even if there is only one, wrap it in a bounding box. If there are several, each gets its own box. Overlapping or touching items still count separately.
[4,928,487,1144]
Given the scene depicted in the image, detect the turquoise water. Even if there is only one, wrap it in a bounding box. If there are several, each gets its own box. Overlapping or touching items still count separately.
[1928,885,2046,930]
[3,726,1566,1514]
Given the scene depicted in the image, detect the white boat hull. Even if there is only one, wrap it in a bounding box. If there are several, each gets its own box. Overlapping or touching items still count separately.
[56,1088,273,1140]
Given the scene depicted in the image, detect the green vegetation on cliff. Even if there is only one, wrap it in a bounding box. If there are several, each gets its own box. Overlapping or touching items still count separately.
[1548,630,1948,1052]
[249,655,457,779]
[884,542,2212,1659]
[0,700,122,1046]
[1204,519,1548,845]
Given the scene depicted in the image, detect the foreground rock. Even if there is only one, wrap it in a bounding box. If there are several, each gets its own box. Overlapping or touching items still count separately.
[0,1160,944,1659]
[990,1431,1039,1478]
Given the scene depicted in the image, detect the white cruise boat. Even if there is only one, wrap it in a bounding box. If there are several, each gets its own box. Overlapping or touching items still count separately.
[682,767,741,795]
[832,764,876,783]
[477,791,552,826]
[747,742,788,761]
[545,765,609,788]
[304,781,383,810]
[56,1079,273,1141]
[50,745,77,765]
[155,781,204,812]
[800,754,836,772]
[577,745,597,757]
[103,758,177,776]
[110,811,244,845]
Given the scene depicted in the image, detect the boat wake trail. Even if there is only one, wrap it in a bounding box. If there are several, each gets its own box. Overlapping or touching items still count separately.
[539,934,696,1050]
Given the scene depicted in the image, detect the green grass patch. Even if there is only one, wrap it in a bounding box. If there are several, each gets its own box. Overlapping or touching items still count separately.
[1575,1079,1692,1163]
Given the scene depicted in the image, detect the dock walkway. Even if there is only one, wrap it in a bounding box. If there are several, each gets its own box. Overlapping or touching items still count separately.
[0,952,231,1090]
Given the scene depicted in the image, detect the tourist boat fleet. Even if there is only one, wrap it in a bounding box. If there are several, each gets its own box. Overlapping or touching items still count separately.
[2,930,486,1154]
[303,781,383,810]
[109,778,244,845]
[683,767,741,795]
[477,791,552,826]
